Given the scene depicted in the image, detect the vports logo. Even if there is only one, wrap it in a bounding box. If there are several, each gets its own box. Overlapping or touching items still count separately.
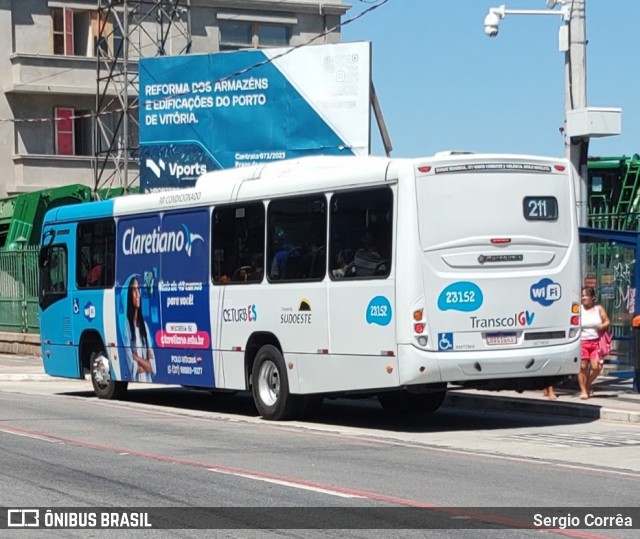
[470,311,535,329]
[145,158,207,180]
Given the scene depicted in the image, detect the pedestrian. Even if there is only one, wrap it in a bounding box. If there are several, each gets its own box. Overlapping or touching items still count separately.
[578,286,610,399]
[542,385,558,400]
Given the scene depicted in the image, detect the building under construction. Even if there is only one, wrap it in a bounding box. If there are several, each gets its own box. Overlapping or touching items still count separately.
[0,0,349,198]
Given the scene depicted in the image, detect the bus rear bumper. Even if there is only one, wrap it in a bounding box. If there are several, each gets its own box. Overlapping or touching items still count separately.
[397,340,581,387]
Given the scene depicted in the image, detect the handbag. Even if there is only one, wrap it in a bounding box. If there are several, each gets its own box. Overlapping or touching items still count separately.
[598,330,613,357]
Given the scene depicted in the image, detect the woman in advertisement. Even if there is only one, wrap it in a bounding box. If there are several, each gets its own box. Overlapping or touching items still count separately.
[125,277,156,382]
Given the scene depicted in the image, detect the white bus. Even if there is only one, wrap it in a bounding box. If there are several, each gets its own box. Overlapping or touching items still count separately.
[38,153,582,420]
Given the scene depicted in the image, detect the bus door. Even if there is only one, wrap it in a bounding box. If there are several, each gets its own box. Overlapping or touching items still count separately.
[158,209,214,390]
[73,219,117,376]
[39,223,81,378]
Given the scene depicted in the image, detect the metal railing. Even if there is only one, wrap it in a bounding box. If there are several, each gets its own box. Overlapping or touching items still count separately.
[0,246,39,333]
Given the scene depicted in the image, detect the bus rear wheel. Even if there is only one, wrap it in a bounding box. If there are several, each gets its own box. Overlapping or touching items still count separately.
[251,345,303,420]
[378,387,446,415]
[90,351,128,400]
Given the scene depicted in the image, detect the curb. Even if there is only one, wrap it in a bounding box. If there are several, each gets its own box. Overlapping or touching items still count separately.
[0,374,59,382]
[445,392,640,424]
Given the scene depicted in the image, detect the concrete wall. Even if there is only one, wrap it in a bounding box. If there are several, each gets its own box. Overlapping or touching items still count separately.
[0,331,40,356]
[0,2,14,197]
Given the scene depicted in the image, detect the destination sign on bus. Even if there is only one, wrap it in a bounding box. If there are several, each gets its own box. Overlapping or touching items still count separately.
[435,163,552,174]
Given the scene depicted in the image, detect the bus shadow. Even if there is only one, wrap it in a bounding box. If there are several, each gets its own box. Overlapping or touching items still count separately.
[63,385,596,433]
[303,396,596,433]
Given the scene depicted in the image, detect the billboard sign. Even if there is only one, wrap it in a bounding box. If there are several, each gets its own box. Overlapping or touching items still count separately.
[139,41,371,192]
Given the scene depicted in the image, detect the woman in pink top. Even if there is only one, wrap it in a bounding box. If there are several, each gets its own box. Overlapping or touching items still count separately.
[578,287,610,400]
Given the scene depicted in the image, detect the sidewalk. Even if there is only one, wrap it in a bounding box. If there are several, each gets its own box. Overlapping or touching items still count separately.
[1,354,639,423]
[447,374,640,424]
[0,353,51,381]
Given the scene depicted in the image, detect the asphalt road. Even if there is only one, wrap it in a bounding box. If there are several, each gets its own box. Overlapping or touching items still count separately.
[0,379,638,537]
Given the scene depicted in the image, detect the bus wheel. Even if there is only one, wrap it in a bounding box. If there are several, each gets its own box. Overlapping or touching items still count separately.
[90,351,128,400]
[251,345,303,420]
[378,389,446,415]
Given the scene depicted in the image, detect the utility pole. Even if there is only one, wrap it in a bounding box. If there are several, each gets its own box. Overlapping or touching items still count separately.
[564,0,588,233]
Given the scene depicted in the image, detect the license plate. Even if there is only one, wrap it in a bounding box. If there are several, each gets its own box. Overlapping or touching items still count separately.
[486,333,517,345]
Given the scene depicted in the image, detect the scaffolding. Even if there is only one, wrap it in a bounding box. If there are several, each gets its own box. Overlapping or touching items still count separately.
[94,0,192,196]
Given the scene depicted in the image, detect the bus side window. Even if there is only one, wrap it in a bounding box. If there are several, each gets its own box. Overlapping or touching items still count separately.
[211,203,265,285]
[76,219,115,289]
[329,187,393,280]
[267,195,326,283]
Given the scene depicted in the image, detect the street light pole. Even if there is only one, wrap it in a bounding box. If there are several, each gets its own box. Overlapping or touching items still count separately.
[485,1,619,238]
[564,0,588,232]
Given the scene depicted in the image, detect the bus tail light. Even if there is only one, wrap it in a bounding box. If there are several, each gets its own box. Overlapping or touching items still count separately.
[412,305,428,348]
[571,303,580,326]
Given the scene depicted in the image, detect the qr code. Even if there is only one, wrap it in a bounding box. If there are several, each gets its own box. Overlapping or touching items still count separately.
[323,54,360,96]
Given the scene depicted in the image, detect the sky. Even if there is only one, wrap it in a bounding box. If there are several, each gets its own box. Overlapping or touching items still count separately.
[341,0,639,160]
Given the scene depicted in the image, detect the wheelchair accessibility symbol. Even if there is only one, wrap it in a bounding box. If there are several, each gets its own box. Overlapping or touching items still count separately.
[73,298,80,315]
[438,332,454,351]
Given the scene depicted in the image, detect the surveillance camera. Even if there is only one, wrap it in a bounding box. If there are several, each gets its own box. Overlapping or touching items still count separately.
[483,12,501,37]
[484,24,498,37]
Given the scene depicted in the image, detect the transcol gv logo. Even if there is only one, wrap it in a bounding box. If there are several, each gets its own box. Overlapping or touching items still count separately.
[530,278,562,307]
[470,310,535,329]
[145,158,207,180]
[122,224,204,257]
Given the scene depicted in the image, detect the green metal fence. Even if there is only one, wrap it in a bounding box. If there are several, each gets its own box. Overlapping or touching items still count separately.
[0,246,39,333]
[585,242,635,365]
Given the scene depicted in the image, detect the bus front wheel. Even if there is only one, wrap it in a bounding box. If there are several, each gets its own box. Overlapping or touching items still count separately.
[251,345,303,420]
[90,351,128,400]
[378,388,446,415]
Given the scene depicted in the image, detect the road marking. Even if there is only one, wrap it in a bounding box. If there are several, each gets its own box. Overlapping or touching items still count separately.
[209,469,364,498]
[0,427,60,443]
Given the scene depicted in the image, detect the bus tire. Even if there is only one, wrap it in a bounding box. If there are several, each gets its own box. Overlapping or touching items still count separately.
[90,351,128,400]
[378,389,446,415]
[251,345,303,420]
